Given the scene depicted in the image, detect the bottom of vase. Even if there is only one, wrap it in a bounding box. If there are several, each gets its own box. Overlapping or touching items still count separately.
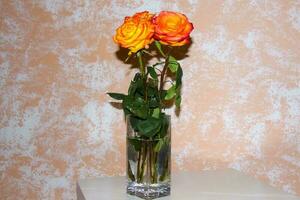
[127,182,170,199]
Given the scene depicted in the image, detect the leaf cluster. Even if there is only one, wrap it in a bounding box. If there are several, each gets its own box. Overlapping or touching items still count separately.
[108,42,183,139]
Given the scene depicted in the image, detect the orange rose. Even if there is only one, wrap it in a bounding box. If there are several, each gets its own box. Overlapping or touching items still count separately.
[153,11,193,46]
[113,11,155,54]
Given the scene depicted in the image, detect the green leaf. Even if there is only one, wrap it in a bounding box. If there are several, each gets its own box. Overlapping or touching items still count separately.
[152,108,160,119]
[160,89,167,99]
[159,114,169,138]
[129,115,142,131]
[107,93,126,100]
[128,73,143,96]
[147,67,158,80]
[131,105,148,119]
[175,94,181,108]
[176,65,183,89]
[123,96,148,119]
[149,96,160,108]
[136,79,146,96]
[128,81,137,96]
[148,79,159,97]
[133,73,142,81]
[154,139,164,152]
[174,64,182,107]
[168,56,179,73]
[137,117,162,138]
[123,107,131,116]
[128,137,142,151]
[122,96,132,115]
[147,86,157,97]
[135,96,144,104]
[164,85,176,100]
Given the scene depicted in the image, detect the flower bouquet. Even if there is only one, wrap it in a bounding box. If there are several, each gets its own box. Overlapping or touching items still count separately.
[108,11,193,199]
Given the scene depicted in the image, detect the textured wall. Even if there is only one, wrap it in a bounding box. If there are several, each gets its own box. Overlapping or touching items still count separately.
[0,0,299,199]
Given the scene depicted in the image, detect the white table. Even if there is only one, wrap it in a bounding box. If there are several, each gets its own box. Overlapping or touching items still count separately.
[77,169,300,200]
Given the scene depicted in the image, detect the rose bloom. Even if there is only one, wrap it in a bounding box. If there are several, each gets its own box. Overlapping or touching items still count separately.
[153,11,193,46]
[113,11,154,54]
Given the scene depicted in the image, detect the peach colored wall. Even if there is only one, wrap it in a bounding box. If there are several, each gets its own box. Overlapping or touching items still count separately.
[0,0,299,199]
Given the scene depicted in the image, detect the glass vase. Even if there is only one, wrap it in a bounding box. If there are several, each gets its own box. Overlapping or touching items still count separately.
[126,115,171,199]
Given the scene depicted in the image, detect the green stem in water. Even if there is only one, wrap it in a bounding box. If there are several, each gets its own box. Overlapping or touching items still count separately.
[149,142,152,182]
[136,148,142,182]
[152,151,158,183]
[159,140,170,182]
[127,160,135,181]
[150,142,158,184]
[139,142,147,182]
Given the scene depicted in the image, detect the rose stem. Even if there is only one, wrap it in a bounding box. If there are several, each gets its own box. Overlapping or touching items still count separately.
[153,151,158,183]
[127,160,135,181]
[137,146,142,182]
[136,51,148,183]
[150,144,157,183]
[159,62,168,93]
[140,142,147,182]
[149,141,153,183]
[137,51,148,102]
[137,51,145,76]
[156,44,173,109]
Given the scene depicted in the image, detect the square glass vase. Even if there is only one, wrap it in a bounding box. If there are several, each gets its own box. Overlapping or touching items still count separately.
[126,115,171,199]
